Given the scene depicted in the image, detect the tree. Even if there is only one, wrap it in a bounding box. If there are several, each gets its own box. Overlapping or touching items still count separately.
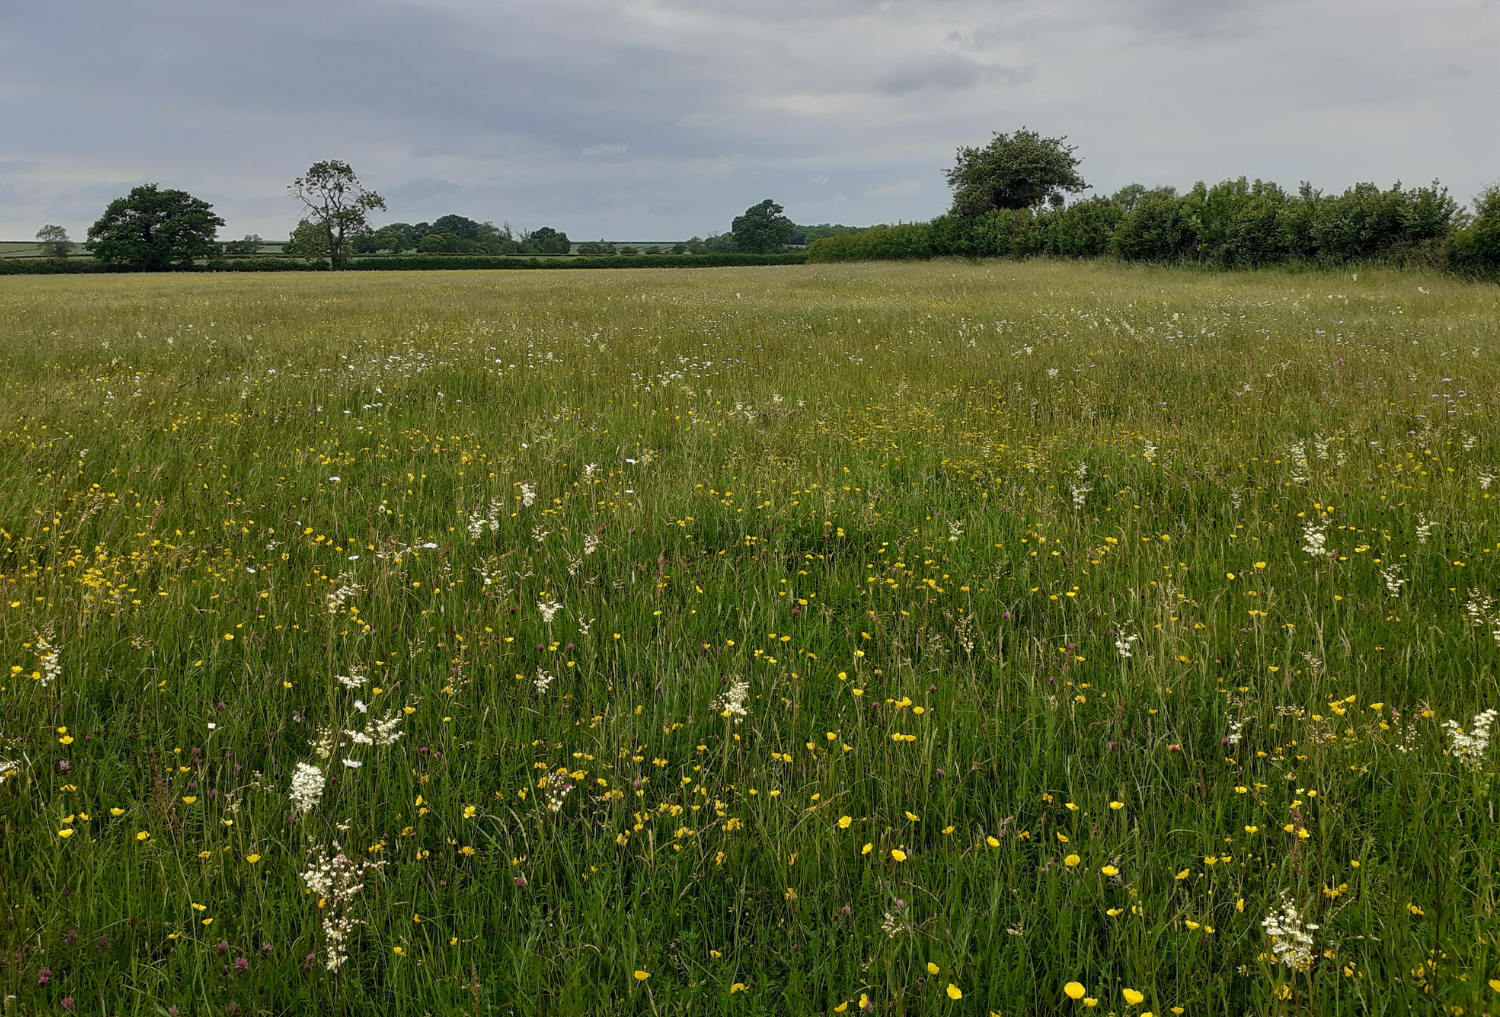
[730,200,794,252]
[87,184,225,270]
[523,227,571,255]
[288,160,386,269]
[221,234,263,256]
[944,128,1087,218]
[35,225,72,258]
[431,214,481,240]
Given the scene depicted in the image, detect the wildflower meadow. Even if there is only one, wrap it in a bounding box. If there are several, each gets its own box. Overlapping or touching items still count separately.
[1,261,1498,1016]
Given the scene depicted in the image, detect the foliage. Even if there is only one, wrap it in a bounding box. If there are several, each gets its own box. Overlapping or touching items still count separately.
[730,200,795,253]
[34,224,72,259]
[288,160,387,269]
[220,235,264,257]
[1448,185,1500,276]
[521,227,570,255]
[85,184,225,270]
[1112,195,1197,262]
[790,224,866,246]
[945,127,1088,218]
[805,223,933,261]
[1,263,1498,1015]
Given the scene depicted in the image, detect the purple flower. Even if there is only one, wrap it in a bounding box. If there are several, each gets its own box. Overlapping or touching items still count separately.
[302,952,316,972]
[37,968,51,986]
[62,928,77,946]
[514,875,528,888]
[235,957,249,973]
[96,936,108,951]
[215,940,229,956]
[61,998,75,1011]
[260,944,273,958]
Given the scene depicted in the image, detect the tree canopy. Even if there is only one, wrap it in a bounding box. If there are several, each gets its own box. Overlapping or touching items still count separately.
[86,185,224,269]
[288,160,385,268]
[35,224,72,258]
[731,200,795,253]
[945,128,1088,218]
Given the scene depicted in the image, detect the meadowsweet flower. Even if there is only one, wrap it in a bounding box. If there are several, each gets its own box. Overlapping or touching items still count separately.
[1114,632,1140,658]
[34,631,61,688]
[538,598,562,623]
[301,842,383,971]
[1445,709,1498,769]
[533,667,555,695]
[713,679,750,722]
[519,483,537,507]
[1301,522,1327,556]
[1261,893,1318,970]
[1416,514,1433,544]
[288,762,325,814]
[325,574,362,615]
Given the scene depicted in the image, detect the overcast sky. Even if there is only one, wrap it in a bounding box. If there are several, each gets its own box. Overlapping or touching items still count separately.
[2,0,1496,241]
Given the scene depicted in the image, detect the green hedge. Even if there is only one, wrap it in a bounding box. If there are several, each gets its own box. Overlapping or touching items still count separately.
[0,252,807,275]
[806,224,934,262]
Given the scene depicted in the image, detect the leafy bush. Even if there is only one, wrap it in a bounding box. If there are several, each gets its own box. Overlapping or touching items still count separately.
[1113,197,1197,262]
[1448,185,1500,276]
[806,224,933,262]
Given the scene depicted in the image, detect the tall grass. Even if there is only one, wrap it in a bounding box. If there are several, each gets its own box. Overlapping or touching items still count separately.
[0,262,1497,1015]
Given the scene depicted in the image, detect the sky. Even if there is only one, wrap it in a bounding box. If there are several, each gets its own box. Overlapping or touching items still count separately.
[2,0,1497,242]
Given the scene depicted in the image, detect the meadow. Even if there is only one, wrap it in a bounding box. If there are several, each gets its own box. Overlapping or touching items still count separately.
[0,261,1497,1016]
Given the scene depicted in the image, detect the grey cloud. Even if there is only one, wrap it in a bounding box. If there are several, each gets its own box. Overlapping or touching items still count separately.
[0,0,1495,239]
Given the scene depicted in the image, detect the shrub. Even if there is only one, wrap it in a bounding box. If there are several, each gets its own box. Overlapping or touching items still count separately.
[807,224,933,262]
[1113,197,1197,262]
[1448,185,1500,276]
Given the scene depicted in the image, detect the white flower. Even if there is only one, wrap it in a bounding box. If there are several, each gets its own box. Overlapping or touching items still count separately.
[1261,894,1318,971]
[538,598,562,624]
[1446,708,1499,769]
[534,667,556,695]
[1301,522,1327,556]
[520,482,537,507]
[1114,632,1140,659]
[288,762,325,814]
[713,680,751,723]
[341,758,362,769]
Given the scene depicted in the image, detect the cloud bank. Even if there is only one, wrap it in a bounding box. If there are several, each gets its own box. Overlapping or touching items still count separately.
[1,0,1495,240]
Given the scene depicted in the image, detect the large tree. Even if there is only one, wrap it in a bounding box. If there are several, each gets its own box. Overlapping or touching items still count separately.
[87,185,224,269]
[730,199,794,253]
[35,224,72,258]
[944,128,1088,218]
[288,160,386,269]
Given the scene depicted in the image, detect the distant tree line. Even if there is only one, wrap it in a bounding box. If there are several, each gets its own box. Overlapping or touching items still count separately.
[808,129,1500,274]
[32,145,1497,275]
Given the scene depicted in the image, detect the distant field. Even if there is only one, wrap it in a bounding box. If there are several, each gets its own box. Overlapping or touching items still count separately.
[1,263,1498,1015]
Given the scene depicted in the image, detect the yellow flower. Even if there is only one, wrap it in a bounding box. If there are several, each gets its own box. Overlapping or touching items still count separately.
[946,984,962,1000]
[729,983,746,993]
[838,815,852,829]
[1100,865,1118,876]
[110,807,125,817]
[463,805,477,818]
[182,796,197,804]
[1489,978,1500,992]
[890,848,907,862]
[905,811,920,821]
[1109,801,1124,810]
[1245,825,1259,834]
[1184,920,1200,930]
[57,829,74,839]
[246,854,261,864]
[136,831,150,841]
[927,962,940,974]
[1056,832,1069,843]
[1064,854,1081,867]
[202,918,213,926]
[59,735,74,745]
[633,970,651,981]
[862,843,873,855]
[1123,988,1145,1005]
[1083,999,1099,1008]
[986,836,1000,848]
[1174,868,1189,880]
[1064,981,1086,1000]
